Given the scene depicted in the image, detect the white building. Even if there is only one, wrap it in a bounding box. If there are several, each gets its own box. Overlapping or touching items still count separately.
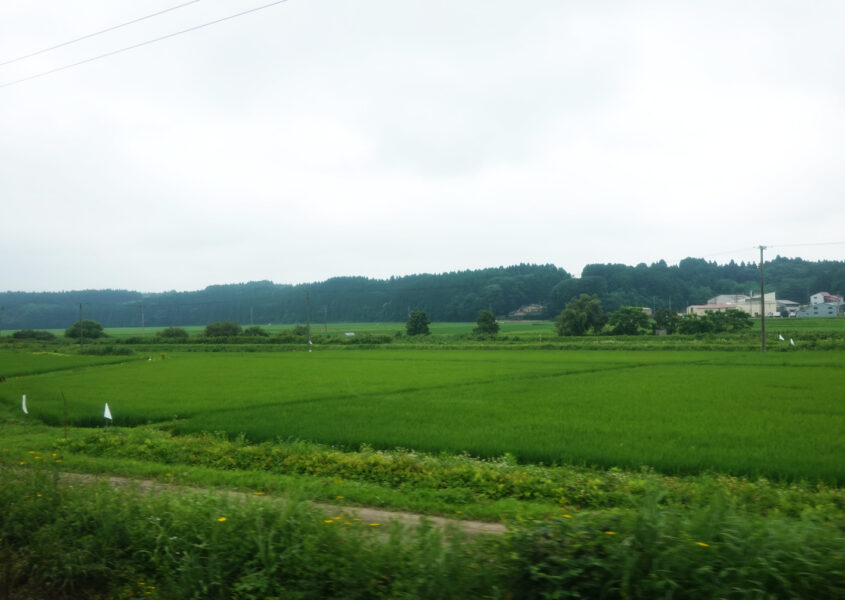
[810,292,844,306]
[797,303,841,318]
[742,292,778,317]
[686,303,738,316]
[689,292,779,317]
[707,294,749,306]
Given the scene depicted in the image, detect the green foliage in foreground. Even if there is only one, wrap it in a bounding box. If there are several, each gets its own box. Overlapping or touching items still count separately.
[53,428,845,522]
[2,468,843,599]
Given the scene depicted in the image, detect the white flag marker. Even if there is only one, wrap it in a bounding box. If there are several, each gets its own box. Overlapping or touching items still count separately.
[778,334,785,341]
[789,338,795,346]
[22,394,28,415]
[104,403,113,420]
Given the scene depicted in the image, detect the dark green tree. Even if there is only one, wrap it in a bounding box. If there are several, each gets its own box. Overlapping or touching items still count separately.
[723,308,753,332]
[65,320,105,340]
[473,310,499,336]
[290,325,309,337]
[678,314,711,334]
[405,310,430,336]
[677,310,753,334]
[554,294,606,336]
[155,327,189,341]
[655,308,681,334]
[608,306,652,335]
[204,321,242,337]
[243,326,269,337]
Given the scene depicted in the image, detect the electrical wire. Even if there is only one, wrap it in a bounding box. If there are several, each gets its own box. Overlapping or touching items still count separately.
[768,241,845,249]
[0,0,202,68]
[0,0,290,89]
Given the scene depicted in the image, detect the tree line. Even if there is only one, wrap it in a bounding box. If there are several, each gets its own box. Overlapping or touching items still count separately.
[1,257,843,330]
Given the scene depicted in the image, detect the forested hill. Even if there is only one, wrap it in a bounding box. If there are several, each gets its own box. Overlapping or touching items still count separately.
[1,257,843,330]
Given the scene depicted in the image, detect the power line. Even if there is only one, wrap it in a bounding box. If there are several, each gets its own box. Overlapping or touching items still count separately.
[0,0,202,68]
[768,241,845,250]
[0,0,291,89]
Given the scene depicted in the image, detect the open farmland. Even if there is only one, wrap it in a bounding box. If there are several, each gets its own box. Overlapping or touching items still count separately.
[3,348,843,483]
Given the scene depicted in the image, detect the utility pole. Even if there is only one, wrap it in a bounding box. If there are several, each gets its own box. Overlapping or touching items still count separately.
[305,290,312,350]
[759,245,766,353]
[78,303,84,346]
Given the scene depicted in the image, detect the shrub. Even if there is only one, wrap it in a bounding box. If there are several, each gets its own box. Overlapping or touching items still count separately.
[11,329,55,340]
[79,345,134,356]
[204,321,242,337]
[243,326,269,337]
[155,327,190,341]
[64,319,106,339]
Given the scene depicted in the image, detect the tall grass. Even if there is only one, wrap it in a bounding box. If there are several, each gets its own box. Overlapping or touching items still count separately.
[2,469,843,599]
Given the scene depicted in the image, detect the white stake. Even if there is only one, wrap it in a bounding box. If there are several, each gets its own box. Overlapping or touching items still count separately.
[22,394,28,415]
[104,403,113,420]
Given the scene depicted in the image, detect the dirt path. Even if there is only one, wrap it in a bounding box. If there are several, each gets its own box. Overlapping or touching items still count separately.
[54,471,508,537]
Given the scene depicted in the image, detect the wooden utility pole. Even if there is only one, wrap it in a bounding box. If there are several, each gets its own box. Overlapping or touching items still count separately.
[759,245,766,353]
[306,290,312,350]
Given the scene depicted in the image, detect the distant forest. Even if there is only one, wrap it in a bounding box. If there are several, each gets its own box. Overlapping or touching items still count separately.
[2,257,844,330]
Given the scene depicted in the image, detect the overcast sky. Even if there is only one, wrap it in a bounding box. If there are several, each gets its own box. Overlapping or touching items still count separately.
[2,1,844,292]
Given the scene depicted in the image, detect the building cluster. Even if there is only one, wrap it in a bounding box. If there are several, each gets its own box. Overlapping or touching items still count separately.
[798,292,845,317]
[686,291,844,318]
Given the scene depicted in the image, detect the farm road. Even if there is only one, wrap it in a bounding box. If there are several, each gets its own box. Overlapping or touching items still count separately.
[52,471,507,537]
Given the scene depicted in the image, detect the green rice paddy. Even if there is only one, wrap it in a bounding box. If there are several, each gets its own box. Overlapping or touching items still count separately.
[2,347,842,483]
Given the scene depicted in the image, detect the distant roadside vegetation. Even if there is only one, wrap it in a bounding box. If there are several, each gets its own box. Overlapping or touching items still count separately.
[3,312,844,351]
[11,329,55,340]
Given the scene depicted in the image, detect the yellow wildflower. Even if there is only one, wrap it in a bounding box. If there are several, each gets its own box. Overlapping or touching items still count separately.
[604,531,616,535]
[217,517,227,522]
[696,542,709,547]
